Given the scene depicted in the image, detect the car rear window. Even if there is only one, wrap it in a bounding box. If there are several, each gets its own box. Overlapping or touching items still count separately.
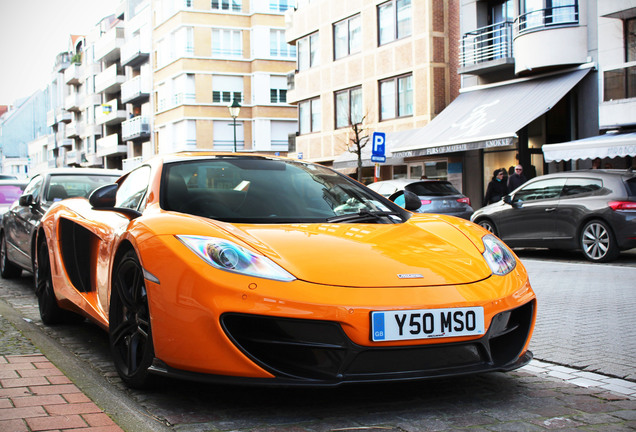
[405,181,460,196]
[626,177,636,197]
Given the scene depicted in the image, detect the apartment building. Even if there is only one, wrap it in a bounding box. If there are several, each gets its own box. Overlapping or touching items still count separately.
[286,0,460,184]
[152,0,297,155]
[390,0,635,208]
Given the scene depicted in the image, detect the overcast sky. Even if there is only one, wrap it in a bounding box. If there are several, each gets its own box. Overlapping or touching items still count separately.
[0,0,117,106]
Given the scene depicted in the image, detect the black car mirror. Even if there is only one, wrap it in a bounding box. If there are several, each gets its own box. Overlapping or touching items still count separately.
[18,194,34,207]
[503,195,512,204]
[388,190,422,211]
[89,183,118,208]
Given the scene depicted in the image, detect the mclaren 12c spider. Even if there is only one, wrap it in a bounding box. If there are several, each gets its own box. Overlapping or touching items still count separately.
[36,152,536,388]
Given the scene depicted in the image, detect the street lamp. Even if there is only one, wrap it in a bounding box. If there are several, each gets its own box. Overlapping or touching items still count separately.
[228,98,241,153]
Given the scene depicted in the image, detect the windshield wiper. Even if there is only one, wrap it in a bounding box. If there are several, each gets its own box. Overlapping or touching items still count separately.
[326,210,403,223]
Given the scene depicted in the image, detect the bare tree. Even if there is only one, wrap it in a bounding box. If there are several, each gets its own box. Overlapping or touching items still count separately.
[344,114,370,182]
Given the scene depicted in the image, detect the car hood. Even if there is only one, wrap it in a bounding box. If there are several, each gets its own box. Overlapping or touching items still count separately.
[225,216,493,287]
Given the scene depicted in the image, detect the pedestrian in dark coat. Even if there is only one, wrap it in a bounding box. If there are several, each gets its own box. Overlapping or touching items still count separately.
[483,169,508,206]
[507,164,527,191]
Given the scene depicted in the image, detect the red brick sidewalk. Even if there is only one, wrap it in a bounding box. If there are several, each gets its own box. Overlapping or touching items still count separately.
[0,354,123,432]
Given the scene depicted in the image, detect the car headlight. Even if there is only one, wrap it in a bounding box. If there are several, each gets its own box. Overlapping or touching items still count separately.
[482,234,516,276]
[176,235,296,282]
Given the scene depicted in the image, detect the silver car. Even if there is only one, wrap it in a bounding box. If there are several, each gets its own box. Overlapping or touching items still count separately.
[366,179,474,219]
[471,169,636,262]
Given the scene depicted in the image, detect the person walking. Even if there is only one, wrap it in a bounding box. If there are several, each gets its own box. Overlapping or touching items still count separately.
[483,169,508,206]
[508,164,527,191]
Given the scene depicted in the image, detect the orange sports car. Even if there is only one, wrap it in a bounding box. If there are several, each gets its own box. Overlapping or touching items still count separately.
[36,152,536,388]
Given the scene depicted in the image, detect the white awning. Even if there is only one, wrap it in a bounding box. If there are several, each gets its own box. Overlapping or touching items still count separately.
[542,132,636,162]
[391,66,592,157]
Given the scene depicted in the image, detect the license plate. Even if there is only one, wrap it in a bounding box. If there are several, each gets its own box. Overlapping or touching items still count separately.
[371,307,485,342]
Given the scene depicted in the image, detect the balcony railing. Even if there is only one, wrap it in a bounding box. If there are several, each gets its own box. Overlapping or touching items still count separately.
[95,64,125,94]
[121,75,151,104]
[96,133,127,158]
[515,3,579,35]
[603,62,636,102]
[121,35,150,67]
[460,21,513,68]
[96,98,127,126]
[94,26,125,62]
[213,140,245,151]
[64,63,82,85]
[122,116,151,141]
[65,93,82,112]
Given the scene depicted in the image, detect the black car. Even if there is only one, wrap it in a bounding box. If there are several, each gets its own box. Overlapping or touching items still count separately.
[0,179,28,220]
[1,168,122,278]
[471,169,636,262]
[366,179,474,219]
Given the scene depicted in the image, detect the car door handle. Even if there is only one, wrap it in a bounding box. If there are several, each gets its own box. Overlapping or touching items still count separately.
[544,208,556,212]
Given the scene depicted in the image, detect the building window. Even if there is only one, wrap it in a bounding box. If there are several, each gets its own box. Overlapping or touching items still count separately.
[212,28,242,57]
[299,97,321,134]
[380,74,413,120]
[335,86,362,129]
[212,75,244,104]
[270,89,287,103]
[270,29,296,58]
[603,17,636,102]
[334,14,361,60]
[378,0,412,45]
[628,17,636,62]
[270,0,290,13]
[297,32,319,70]
[211,0,241,11]
[518,0,578,33]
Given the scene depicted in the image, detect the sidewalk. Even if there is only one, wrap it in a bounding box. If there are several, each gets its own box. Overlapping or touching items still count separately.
[0,354,123,432]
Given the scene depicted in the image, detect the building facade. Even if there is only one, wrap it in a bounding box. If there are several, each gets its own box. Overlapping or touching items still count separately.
[286,0,460,184]
[152,0,297,156]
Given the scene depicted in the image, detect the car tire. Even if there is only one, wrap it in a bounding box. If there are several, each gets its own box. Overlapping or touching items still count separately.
[36,238,70,325]
[477,219,498,236]
[109,250,154,389]
[580,220,619,263]
[0,233,21,279]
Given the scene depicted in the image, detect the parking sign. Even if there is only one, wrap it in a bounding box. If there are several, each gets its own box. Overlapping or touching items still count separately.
[371,132,386,163]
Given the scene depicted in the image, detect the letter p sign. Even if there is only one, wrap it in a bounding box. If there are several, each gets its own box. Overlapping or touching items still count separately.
[371,132,386,163]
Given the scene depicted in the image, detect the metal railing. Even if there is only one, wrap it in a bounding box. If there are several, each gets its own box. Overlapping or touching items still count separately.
[515,3,579,35]
[459,21,513,68]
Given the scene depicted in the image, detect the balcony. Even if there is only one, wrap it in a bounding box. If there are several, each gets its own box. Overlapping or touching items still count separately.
[55,129,73,148]
[95,64,125,94]
[94,26,125,63]
[81,94,102,109]
[122,156,144,171]
[81,123,102,139]
[513,2,586,75]
[600,62,636,129]
[65,93,82,112]
[82,63,101,80]
[64,63,82,85]
[96,133,127,158]
[459,22,514,75]
[121,75,150,104]
[56,108,72,123]
[66,122,80,139]
[121,35,150,68]
[53,52,71,73]
[46,110,56,127]
[122,116,150,141]
[96,98,127,126]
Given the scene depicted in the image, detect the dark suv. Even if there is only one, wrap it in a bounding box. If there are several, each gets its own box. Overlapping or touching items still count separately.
[471,169,636,262]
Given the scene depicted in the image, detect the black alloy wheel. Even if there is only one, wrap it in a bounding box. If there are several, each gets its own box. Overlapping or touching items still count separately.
[109,250,154,388]
[0,233,21,279]
[36,238,70,324]
[580,220,619,263]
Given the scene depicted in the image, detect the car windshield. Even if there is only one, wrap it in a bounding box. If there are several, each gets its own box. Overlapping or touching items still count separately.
[161,157,404,223]
[405,181,461,196]
[45,174,121,203]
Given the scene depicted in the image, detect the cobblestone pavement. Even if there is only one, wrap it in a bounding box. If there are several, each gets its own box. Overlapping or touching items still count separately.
[0,255,635,431]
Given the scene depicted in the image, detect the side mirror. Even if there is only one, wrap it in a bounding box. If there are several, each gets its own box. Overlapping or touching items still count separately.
[89,183,118,208]
[388,190,422,212]
[18,194,34,207]
[503,195,512,204]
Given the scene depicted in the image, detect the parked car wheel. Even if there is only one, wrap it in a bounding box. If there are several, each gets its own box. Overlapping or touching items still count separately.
[580,220,619,263]
[36,239,69,324]
[0,233,21,279]
[109,250,155,389]
[477,219,498,236]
